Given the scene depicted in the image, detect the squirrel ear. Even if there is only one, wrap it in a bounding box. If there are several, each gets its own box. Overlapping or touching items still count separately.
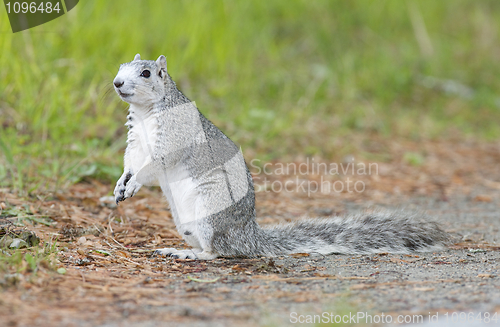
[156,55,167,71]
[134,54,141,61]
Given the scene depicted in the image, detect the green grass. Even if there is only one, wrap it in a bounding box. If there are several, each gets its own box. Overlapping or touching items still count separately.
[1,0,500,193]
[0,200,60,285]
[0,237,60,287]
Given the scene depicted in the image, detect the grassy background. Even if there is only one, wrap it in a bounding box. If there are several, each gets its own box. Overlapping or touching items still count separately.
[1,0,500,193]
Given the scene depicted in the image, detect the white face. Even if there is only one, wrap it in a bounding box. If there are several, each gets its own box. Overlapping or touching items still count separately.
[113,60,164,105]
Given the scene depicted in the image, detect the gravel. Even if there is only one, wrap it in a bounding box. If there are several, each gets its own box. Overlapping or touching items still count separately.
[89,190,500,326]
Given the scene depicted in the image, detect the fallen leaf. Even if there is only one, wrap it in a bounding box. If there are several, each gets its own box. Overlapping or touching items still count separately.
[215,287,232,293]
[474,195,492,202]
[231,264,245,272]
[93,249,111,256]
[187,276,220,283]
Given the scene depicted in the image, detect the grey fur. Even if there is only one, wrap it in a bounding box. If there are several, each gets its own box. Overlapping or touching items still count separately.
[112,54,450,260]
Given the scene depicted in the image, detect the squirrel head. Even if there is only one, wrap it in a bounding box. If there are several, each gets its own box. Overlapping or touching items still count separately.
[113,54,171,105]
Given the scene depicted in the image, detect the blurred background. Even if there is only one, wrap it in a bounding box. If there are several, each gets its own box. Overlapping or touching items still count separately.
[1,0,499,193]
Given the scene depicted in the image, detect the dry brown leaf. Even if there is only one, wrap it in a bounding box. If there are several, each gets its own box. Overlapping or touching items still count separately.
[231,265,245,272]
[474,195,492,202]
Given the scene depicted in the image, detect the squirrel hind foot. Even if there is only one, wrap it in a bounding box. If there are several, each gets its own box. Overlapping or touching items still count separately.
[153,248,218,260]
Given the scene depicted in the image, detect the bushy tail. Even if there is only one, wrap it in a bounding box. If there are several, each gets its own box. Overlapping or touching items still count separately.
[256,210,450,256]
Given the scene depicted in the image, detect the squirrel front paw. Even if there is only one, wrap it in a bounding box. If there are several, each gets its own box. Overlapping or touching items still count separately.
[114,171,143,204]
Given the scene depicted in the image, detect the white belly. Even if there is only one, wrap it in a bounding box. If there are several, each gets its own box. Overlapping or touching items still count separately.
[161,166,239,225]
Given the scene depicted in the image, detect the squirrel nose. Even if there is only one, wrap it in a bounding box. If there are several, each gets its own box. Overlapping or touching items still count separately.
[114,79,124,88]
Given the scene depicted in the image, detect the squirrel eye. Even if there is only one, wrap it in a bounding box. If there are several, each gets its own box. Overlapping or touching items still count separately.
[140,70,151,78]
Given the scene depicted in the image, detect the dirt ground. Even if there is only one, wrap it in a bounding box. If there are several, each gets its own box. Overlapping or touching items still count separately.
[1,139,500,326]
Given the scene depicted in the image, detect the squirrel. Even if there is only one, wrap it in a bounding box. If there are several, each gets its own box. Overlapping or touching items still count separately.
[112,54,450,260]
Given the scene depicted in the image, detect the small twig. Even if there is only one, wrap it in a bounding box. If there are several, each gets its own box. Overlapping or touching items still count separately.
[129,249,155,253]
[103,239,118,250]
[103,213,128,249]
[4,215,50,219]
[35,193,50,213]
[119,256,144,266]
[107,213,114,236]
[79,270,86,284]
[108,235,128,249]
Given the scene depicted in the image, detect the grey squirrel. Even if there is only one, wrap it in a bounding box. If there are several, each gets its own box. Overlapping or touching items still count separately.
[112,54,450,260]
